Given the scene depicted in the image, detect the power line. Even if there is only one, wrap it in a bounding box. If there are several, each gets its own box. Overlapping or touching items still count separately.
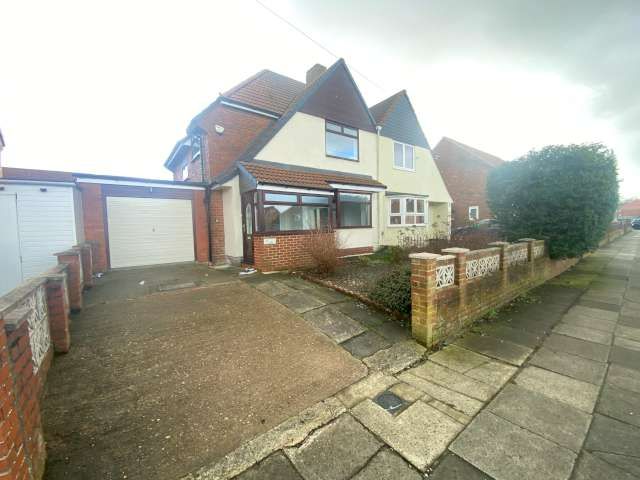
[254,0,384,91]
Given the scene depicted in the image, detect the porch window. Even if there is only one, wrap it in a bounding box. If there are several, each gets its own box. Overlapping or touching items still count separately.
[181,162,189,181]
[338,192,371,228]
[261,191,330,232]
[393,142,415,170]
[326,121,358,161]
[388,197,426,226]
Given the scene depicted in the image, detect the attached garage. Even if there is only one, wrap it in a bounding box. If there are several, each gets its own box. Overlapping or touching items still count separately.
[106,197,195,268]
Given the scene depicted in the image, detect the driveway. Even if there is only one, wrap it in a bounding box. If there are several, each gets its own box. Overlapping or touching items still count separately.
[42,265,366,479]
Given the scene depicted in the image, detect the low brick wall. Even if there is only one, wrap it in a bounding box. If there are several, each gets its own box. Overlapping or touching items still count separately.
[0,243,89,479]
[410,237,581,348]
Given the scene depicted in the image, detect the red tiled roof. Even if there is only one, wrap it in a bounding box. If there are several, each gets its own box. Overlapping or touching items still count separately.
[619,199,640,217]
[223,70,305,115]
[240,162,385,190]
[439,137,504,167]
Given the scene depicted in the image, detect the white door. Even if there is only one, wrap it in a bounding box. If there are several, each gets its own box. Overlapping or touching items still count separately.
[0,195,23,295]
[106,196,195,268]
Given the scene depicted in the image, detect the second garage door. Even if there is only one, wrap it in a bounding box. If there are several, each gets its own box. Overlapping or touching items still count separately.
[106,196,195,268]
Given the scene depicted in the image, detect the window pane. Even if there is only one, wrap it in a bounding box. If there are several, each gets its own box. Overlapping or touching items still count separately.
[326,122,342,133]
[393,142,404,167]
[264,192,297,203]
[405,215,415,224]
[301,195,330,205]
[326,131,358,160]
[415,215,425,224]
[339,193,370,227]
[390,198,400,214]
[390,215,402,225]
[404,145,414,169]
[343,127,357,137]
[405,198,415,213]
[263,205,328,231]
[416,199,425,213]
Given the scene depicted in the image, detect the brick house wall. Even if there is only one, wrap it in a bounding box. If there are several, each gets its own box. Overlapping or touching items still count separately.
[209,190,226,265]
[433,140,497,228]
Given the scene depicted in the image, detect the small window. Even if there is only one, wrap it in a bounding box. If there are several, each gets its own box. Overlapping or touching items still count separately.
[469,206,479,221]
[181,162,189,181]
[393,142,415,171]
[326,121,358,161]
[388,197,426,226]
[191,135,202,161]
[264,193,297,203]
[338,192,371,227]
[301,195,330,205]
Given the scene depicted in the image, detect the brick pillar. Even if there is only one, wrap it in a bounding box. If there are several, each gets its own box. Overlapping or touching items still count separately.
[489,241,510,289]
[409,253,440,347]
[442,248,470,310]
[55,250,82,311]
[45,273,70,353]
[519,238,537,278]
[78,244,93,289]
[209,190,226,265]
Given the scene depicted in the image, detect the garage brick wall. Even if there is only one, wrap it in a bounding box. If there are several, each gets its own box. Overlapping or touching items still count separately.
[80,183,109,272]
[209,191,226,265]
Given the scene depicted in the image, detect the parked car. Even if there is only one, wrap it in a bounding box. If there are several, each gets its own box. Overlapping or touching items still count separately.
[632,217,640,230]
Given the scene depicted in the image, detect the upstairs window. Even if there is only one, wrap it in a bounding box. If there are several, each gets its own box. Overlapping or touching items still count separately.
[393,142,414,171]
[338,192,371,227]
[326,121,358,161]
[389,197,426,226]
[469,206,479,221]
[181,162,189,181]
[191,135,202,161]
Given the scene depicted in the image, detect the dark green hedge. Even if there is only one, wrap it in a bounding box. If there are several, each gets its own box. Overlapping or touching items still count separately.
[369,266,412,316]
[487,143,619,258]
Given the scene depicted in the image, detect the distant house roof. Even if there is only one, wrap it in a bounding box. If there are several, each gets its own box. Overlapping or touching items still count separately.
[240,160,385,191]
[370,90,429,148]
[434,137,504,168]
[619,198,640,218]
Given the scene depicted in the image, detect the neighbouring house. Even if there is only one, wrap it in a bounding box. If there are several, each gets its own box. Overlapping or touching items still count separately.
[0,129,5,165]
[433,137,503,229]
[165,59,451,270]
[618,198,640,219]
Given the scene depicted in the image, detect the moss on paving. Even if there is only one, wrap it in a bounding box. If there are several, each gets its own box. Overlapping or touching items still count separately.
[547,272,598,289]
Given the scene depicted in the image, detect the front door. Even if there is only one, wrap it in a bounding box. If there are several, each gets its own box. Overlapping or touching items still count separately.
[241,192,255,264]
[0,194,23,295]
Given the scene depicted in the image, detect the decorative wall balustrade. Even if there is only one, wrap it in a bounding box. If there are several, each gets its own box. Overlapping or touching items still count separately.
[16,284,51,373]
[466,254,500,280]
[506,246,528,266]
[533,244,545,259]
[436,263,455,288]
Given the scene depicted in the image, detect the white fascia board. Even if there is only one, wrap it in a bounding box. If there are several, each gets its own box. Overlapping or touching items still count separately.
[76,177,205,190]
[0,179,77,188]
[220,100,279,119]
[329,183,386,192]
[257,184,331,196]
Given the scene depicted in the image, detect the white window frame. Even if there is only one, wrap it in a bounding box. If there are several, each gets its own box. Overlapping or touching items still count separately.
[181,162,189,181]
[393,141,415,171]
[388,197,427,227]
[191,135,202,162]
[469,205,479,221]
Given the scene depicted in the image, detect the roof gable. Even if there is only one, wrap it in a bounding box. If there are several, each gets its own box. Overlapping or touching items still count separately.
[434,137,504,168]
[223,70,305,115]
[370,91,429,148]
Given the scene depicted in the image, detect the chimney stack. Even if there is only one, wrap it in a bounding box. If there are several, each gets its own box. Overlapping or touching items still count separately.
[306,64,327,86]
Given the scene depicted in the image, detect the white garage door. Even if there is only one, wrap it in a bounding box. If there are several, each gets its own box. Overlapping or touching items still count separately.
[106,196,195,268]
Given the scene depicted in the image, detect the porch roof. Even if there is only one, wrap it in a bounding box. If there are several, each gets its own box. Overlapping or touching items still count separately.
[239,160,386,191]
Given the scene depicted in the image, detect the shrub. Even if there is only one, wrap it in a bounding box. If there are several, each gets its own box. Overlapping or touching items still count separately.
[368,266,412,316]
[488,143,619,258]
[306,228,341,275]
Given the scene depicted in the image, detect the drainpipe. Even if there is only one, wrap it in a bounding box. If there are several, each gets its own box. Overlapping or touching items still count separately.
[205,186,213,264]
[376,125,383,249]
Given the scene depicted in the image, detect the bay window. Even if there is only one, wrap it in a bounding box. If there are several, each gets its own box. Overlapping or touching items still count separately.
[326,121,359,161]
[388,197,426,226]
[338,192,371,228]
[393,142,415,170]
[261,192,330,232]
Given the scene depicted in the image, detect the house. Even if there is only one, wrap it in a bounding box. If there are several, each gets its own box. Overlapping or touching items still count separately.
[0,129,5,165]
[433,137,503,229]
[618,198,640,219]
[165,59,451,270]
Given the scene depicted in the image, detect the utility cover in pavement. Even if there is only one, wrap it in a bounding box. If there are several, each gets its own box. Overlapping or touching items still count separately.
[374,391,408,415]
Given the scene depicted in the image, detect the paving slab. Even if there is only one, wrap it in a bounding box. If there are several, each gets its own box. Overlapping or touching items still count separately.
[619,314,640,329]
[398,373,484,417]
[528,347,607,385]
[303,305,366,343]
[450,411,576,480]
[300,285,350,305]
[453,333,533,366]
[616,324,640,342]
[428,345,491,373]
[351,448,422,480]
[553,323,613,345]
[592,451,640,477]
[373,321,412,342]
[254,280,295,297]
[234,451,303,480]
[477,324,543,348]
[335,301,387,327]
[340,331,390,359]
[606,363,640,394]
[596,383,640,428]
[568,305,620,321]
[577,299,622,312]
[614,335,640,351]
[464,361,518,388]
[351,399,463,471]
[585,413,640,458]
[363,341,426,374]
[487,384,591,452]
[336,372,398,408]
[561,314,617,333]
[427,399,472,425]
[514,366,599,413]
[428,453,493,480]
[610,345,640,371]
[408,361,497,402]
[543,333,610,362]
[572,451,638,480]
[285,414,382,480]
[276,291,326,314]
[389,382,426,403]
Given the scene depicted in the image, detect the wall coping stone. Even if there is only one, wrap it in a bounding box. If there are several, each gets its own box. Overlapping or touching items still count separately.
[518,238,536,242]
[438,255,456,261]
[3,307,29,332]
[409,252,441,260]
[0,278,47,318]
[441,248,471,254]
[488,241,509,246]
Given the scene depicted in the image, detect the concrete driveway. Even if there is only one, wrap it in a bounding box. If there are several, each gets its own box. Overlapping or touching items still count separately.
[42,264,366,479]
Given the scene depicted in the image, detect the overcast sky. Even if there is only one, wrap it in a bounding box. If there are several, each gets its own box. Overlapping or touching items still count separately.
[1,0,638,197]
